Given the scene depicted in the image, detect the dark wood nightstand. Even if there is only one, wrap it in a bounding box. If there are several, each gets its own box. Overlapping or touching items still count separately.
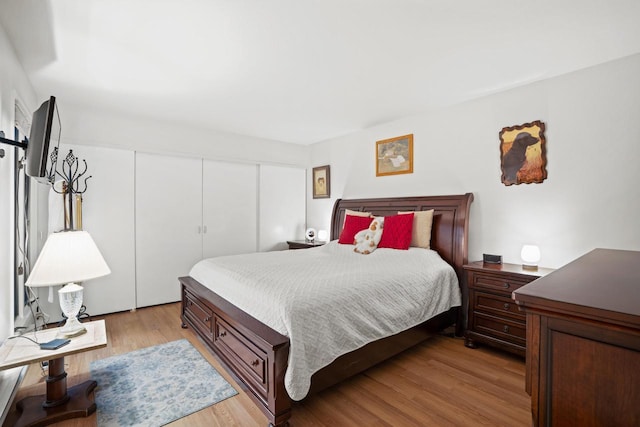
[463,261,554,356]
[286,240,326,250]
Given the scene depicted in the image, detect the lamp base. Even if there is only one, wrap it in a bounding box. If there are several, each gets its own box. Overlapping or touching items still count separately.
[57,316,87,338]
[522,264,539,271]
[57,283,87,338]
[57,326,87,339]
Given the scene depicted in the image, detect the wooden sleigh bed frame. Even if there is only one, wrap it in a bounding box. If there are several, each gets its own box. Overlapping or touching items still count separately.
[180,193,473,426]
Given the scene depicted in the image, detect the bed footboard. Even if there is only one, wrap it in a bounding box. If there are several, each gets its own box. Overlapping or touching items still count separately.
[180,276,291,427]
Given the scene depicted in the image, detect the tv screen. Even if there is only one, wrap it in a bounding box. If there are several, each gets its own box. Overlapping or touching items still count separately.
[25,96,60,184]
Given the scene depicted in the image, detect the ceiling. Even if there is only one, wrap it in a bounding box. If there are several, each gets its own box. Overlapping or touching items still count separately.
[2,0,640,145]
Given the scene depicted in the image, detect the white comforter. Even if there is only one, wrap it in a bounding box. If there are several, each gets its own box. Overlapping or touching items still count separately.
[189,240,461,401]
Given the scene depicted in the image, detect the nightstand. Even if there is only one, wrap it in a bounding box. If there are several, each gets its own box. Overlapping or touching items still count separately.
[463,261,553,356]
[286,240,325,250]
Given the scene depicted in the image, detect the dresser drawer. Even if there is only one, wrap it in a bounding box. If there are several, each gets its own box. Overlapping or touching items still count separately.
[469,271,530,293]
[473,312,526,345]
[183,290,214,340]
[214,316,267,398]
[473,291,524,321]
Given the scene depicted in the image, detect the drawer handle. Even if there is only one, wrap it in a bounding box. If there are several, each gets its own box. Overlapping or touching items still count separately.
[251,359,260,367]
[503,325,510,333]
[187,300,193,306]
[503,303,510,310]
[219,331,227,337]
[503,282,510,289]
[204,316,211,322]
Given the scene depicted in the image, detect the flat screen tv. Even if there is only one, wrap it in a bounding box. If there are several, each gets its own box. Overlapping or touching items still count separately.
[25,96,60,184]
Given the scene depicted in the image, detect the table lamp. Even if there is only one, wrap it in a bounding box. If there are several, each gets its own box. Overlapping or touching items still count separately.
[521,244,541,271]
[25,230,110,338]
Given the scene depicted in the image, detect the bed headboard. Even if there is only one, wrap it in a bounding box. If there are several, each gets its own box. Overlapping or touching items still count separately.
[330,193,474,279]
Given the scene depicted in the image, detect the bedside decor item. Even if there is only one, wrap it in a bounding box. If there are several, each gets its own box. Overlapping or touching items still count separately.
[482,253,502,264]
[317,229,329,242]
[312,165,330,198]
[25,230,110,338]
[499,120,547,186]
[521,244,541,270]
[305,227,316,242]
[376,134,413,177]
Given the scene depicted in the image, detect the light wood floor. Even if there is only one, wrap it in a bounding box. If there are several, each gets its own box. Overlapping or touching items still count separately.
[11,303,532,426]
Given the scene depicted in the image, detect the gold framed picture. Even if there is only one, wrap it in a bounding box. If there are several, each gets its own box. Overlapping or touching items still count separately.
[312,165,330,198]
[499,121,547,186]
[376,134,413,177]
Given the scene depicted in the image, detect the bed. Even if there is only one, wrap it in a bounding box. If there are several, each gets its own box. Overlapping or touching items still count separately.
[180,193,473,427]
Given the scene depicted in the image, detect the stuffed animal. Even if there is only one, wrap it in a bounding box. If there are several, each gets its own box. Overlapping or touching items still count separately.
[353,217,384,254]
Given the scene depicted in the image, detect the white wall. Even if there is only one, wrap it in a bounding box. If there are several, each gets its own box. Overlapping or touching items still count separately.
[0,23,38,341]
[308,54,640,269]
[59,104,309,167]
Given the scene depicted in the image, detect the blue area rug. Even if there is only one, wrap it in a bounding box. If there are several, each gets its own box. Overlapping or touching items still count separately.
[90,339,237,426]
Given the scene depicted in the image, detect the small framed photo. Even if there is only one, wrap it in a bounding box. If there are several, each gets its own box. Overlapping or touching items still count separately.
[312,165,330,198]
[499,120,547,186]
[376,134,413,177]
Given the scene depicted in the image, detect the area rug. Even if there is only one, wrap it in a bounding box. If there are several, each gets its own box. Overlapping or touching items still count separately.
[90,339,237,426]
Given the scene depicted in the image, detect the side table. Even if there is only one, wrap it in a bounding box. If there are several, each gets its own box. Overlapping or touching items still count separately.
[286,240,326,250]
[464,262,553,356]
[0,320,107,427]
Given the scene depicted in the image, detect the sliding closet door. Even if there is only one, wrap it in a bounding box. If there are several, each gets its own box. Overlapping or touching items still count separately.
[202,160,257,258]
[135,152,202,307]
[259,165,306,251]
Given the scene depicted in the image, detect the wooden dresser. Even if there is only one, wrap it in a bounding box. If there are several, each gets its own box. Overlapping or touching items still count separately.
[513,249,640,426]
[464,261,554,356]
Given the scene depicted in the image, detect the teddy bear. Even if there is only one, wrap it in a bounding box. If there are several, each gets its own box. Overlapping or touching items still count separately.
[353,217,384,254]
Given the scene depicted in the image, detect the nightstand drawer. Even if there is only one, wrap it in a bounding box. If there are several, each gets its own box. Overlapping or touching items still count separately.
[473,312,526,344]
[469,272,530,293]
[474,291,524,320]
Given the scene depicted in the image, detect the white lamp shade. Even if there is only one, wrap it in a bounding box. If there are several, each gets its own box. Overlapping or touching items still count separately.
[25,230,111,287]
[521,244,541,265]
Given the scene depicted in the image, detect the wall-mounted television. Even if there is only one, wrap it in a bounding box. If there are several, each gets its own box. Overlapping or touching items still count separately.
[25,96,60,184]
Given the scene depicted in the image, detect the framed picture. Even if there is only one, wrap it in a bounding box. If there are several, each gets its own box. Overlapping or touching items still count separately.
[376,134,413,177]
[312,165,330,198]
[499,120,547,186]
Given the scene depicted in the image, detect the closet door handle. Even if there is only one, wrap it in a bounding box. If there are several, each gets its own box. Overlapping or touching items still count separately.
[203,225,207,234]
[197,226,202,234]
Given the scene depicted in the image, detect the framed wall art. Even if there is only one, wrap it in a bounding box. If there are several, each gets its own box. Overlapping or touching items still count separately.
[312,165,330,198]
[499,121,547,186]
[376,134,413,177]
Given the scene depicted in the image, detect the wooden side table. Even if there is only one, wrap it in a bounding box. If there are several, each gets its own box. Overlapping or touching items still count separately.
[0,320,107,427]
[286,240,326,250]
[463,261,553,356]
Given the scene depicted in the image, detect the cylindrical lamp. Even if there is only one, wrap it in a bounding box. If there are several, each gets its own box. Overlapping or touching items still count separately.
[521,245,541,271]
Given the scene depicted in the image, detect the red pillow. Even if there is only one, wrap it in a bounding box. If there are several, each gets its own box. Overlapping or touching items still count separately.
[378,213,414,250]
[338,215,373,244]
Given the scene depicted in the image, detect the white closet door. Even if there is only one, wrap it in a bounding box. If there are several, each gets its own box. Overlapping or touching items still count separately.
[202,160,257,258]
[259,165,306,251]
[32,144,136,320]
[135,153,202,307]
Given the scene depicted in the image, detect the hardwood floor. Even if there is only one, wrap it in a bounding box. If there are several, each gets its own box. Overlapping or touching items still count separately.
[10,303,531,426]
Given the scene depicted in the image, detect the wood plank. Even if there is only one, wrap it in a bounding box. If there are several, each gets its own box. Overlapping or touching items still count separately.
[9,303,531,426]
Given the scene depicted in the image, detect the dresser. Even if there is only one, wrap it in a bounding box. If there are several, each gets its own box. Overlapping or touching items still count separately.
[513,249,640,426]
[464,261,554,356]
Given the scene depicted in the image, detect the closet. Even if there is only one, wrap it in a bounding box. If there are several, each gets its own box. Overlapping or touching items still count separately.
[135,152,305,308]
